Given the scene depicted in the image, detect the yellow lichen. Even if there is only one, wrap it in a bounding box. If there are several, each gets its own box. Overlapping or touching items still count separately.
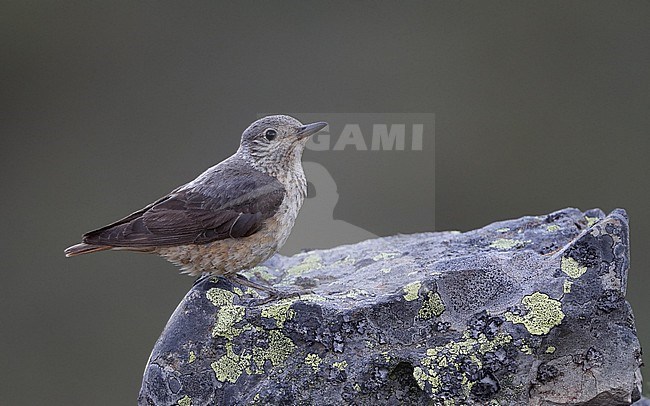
[206,287,250,340]
[211,342,251,383]
[489,238,527,249]
[339,288,370,299]
[414,331,512,396]
[212,302,247,339]
[546,346,556,354]
[586,216,599,227]
[332,360,348,371]
[478,332,512,354]
[252,330,296,372]
[305,353,322,372]
[287,254,322,276]
[246,266,275,282]
[403,281,421,301]
[505,292,565,335]
[418,291,445,319]
[188,351,196,364]
[261,299,296,328]
[177,395,191,406]
[413,366,441,391]
[381,351,391,363]
[561,257,587,278]
[207,287,299,383]
[206,287,235,307]
[563,280,573,294]
[546,224,560,232]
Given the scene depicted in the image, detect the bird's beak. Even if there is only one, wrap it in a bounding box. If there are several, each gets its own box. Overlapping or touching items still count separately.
[296,121,328,138]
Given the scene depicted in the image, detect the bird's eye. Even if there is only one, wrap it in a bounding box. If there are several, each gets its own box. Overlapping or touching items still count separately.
[264,129,277,141]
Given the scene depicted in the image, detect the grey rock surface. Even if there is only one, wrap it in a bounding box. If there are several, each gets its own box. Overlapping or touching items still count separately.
[138,208,644,405]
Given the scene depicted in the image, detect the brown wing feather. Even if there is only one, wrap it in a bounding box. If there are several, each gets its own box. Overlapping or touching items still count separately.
[82,167,285,248]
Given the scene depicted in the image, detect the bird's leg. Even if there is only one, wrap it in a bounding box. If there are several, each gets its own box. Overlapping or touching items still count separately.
[227,273,312,305]
[228,273,279,297]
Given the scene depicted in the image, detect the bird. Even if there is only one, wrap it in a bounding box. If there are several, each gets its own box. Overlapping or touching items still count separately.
[65,115,328,295]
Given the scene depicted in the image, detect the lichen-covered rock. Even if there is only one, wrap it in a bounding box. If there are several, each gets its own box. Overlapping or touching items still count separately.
[138,208,644,405]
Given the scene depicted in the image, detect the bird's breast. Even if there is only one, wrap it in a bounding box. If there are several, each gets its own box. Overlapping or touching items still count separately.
[157,176,305,276]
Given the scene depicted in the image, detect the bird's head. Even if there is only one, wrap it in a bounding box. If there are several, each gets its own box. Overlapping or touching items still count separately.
[238,115,327,174]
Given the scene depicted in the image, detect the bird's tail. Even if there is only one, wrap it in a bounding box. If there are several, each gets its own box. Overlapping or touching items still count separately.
[64,243,111,257]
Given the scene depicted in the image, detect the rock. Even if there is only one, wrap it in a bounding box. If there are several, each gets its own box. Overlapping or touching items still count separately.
[138,208,644,405]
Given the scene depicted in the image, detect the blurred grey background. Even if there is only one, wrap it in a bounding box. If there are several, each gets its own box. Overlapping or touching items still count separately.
[2,1,649,404]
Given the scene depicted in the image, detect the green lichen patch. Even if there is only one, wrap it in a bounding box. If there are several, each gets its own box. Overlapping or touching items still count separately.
[413,366,441,393]
[418,291,445,319]
[206,287,251,340]
[505,292,564,335]
[206,287,235,307]
[546,224,561,232]
[212,302,248,340]
[586,216,599,227]
[211,342,251,383]
[332,360,348,371]
[177,395,192,406]
[545,346,556,354]
[489,238,527,249]
[381,351,391,363]
[403,281,422,301]
[305,353,322,372]
[247,266,275,282]
[563,280,573,294]
[561,256,587,279]
[261,299,296,328]
[413,331,512,398]
[287,254,322,276]
[188,351,196,364]
[252,330,296,372]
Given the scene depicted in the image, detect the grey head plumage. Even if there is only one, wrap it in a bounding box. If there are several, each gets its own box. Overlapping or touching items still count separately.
[237,115,327,177]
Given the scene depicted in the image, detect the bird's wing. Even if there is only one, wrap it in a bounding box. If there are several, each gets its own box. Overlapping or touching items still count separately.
[82,168,285,247]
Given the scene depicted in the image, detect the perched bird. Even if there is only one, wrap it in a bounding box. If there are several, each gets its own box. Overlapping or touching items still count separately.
[65,115,327,293]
